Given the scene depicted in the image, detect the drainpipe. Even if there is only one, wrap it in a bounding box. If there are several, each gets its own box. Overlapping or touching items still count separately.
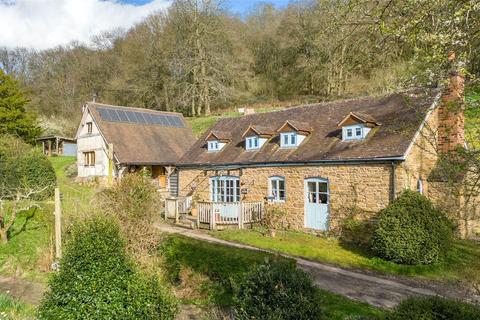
[391,162,396,203]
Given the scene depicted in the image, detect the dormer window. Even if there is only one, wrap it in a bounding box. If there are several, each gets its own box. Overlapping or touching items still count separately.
[281,132,297,147]
[276,120,312,149]
[205,130,231,153]
[246,136,260,150]
[337,112,380,142]
[241,125,274,151]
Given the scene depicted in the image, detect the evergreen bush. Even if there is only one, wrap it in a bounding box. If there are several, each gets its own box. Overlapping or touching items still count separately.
[232,261,321,320]
[371,190,453,265]
[38,216,177,320]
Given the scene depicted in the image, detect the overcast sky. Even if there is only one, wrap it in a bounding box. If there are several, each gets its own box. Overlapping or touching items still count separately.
[0,0,290,50]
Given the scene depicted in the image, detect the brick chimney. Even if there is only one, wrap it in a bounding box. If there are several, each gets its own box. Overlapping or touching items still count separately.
[438,62,465,154]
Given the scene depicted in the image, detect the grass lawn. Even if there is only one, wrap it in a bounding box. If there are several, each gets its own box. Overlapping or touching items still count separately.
[210,228,480,283]
[0,293,36,319]
[161,234,386,319]
[466,84,480,148]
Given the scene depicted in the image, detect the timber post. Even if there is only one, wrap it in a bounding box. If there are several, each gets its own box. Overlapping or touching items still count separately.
[54,188,62,259]
[108,143,114,185]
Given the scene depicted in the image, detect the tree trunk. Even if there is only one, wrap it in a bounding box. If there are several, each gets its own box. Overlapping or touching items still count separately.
[0,230,7,244]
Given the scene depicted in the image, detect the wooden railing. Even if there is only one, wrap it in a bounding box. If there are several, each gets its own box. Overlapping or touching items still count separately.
[196,201,264,229]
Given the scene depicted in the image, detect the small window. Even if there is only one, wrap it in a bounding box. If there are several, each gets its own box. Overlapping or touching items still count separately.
[417,179,423,194]
[207,140,220,152]
[246,136,260,150]
[280,132,297,148]
[269,176,286,202]
[355,127,362,137]
[343,125,366,141]
[83,151,95,167]
[87,122,93,134]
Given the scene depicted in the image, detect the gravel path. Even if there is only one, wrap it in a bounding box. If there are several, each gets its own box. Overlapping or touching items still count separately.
[0,276,45,305]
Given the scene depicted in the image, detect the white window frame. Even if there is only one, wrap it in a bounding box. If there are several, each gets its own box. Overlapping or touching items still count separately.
[343,124,365,141]
[246,136,260,150]
[268,176,286,202]
[83,151,95,167]
[210,176,240,202]
[280,132,297,148]
[207,140,220,152]
[86,122,93,134]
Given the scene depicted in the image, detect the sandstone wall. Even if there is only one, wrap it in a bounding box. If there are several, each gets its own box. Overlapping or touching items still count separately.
[179,163,393,231]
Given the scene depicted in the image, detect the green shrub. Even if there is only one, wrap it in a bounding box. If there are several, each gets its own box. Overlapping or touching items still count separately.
[371,190,453,265]
[63,163,77,179]
[38,216,177,320]
[387,296,480,320]
[233,261,322,320]
[0,136,55,200]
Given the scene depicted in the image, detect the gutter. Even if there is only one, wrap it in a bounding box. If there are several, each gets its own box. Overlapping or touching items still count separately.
[177,156,406,170]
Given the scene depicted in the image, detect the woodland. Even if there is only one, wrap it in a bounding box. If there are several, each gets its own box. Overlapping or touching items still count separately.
[0,0,479,135]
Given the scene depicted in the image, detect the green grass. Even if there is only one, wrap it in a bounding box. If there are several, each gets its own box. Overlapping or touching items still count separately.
[186,107,282,137]
[0,294,36,320]
[48,156,97,220]
[210,228,480,283]
[0,206,53,283]
[161,235,386,318]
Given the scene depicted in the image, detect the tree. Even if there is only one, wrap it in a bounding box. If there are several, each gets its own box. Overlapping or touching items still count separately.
[0,69,41,143]
[168,0,233,116]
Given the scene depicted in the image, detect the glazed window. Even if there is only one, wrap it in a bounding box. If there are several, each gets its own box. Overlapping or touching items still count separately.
[210,176,240,202]
[83,151,95,167]
[246,136,260,150]
[207,140,220,152]
[87,122,93,134]
[280,132,297,147]
[269,176,286,202]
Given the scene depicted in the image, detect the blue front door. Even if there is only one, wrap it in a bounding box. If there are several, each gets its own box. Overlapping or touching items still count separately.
[304,178,329,230]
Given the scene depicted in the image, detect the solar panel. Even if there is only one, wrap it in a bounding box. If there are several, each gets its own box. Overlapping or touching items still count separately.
[117,110,128,122]
[96,107,184,128]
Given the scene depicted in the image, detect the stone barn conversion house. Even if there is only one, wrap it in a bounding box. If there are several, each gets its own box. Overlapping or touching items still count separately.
[75,102,194,196]
[176,72,478,236]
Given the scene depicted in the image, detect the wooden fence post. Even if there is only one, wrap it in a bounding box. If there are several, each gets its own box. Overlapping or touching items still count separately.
[54,188,62,259]
[238,202,243,229]
[210,203,215,230]
[174,199,179,224]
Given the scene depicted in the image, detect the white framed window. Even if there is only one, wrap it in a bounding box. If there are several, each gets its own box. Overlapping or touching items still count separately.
[207,140,220,152]
[210,176,240,202]
[280,132,297,148]
[269,176,285,202]
[246,136,260,150]
[343,125,369,141]
[355,127,362,137]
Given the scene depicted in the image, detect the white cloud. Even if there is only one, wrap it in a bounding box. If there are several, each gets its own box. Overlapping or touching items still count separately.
[0,0,171,50]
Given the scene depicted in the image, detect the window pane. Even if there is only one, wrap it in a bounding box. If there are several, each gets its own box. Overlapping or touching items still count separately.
[319,193,328,204]
[290,134,296,145]
[356,127,362,136]
[347,129,353,137]
[279,189,285,200]
[319,182,328,193]
[307,181,317,193]
[283,134,288,145]
[254,138,258,147]
[270,179,277,196]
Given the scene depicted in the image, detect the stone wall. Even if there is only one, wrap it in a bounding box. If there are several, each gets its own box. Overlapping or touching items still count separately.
[179,163,393,231]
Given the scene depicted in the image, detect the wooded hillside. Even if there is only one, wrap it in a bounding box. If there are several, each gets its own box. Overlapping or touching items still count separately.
[1,0,479,135]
